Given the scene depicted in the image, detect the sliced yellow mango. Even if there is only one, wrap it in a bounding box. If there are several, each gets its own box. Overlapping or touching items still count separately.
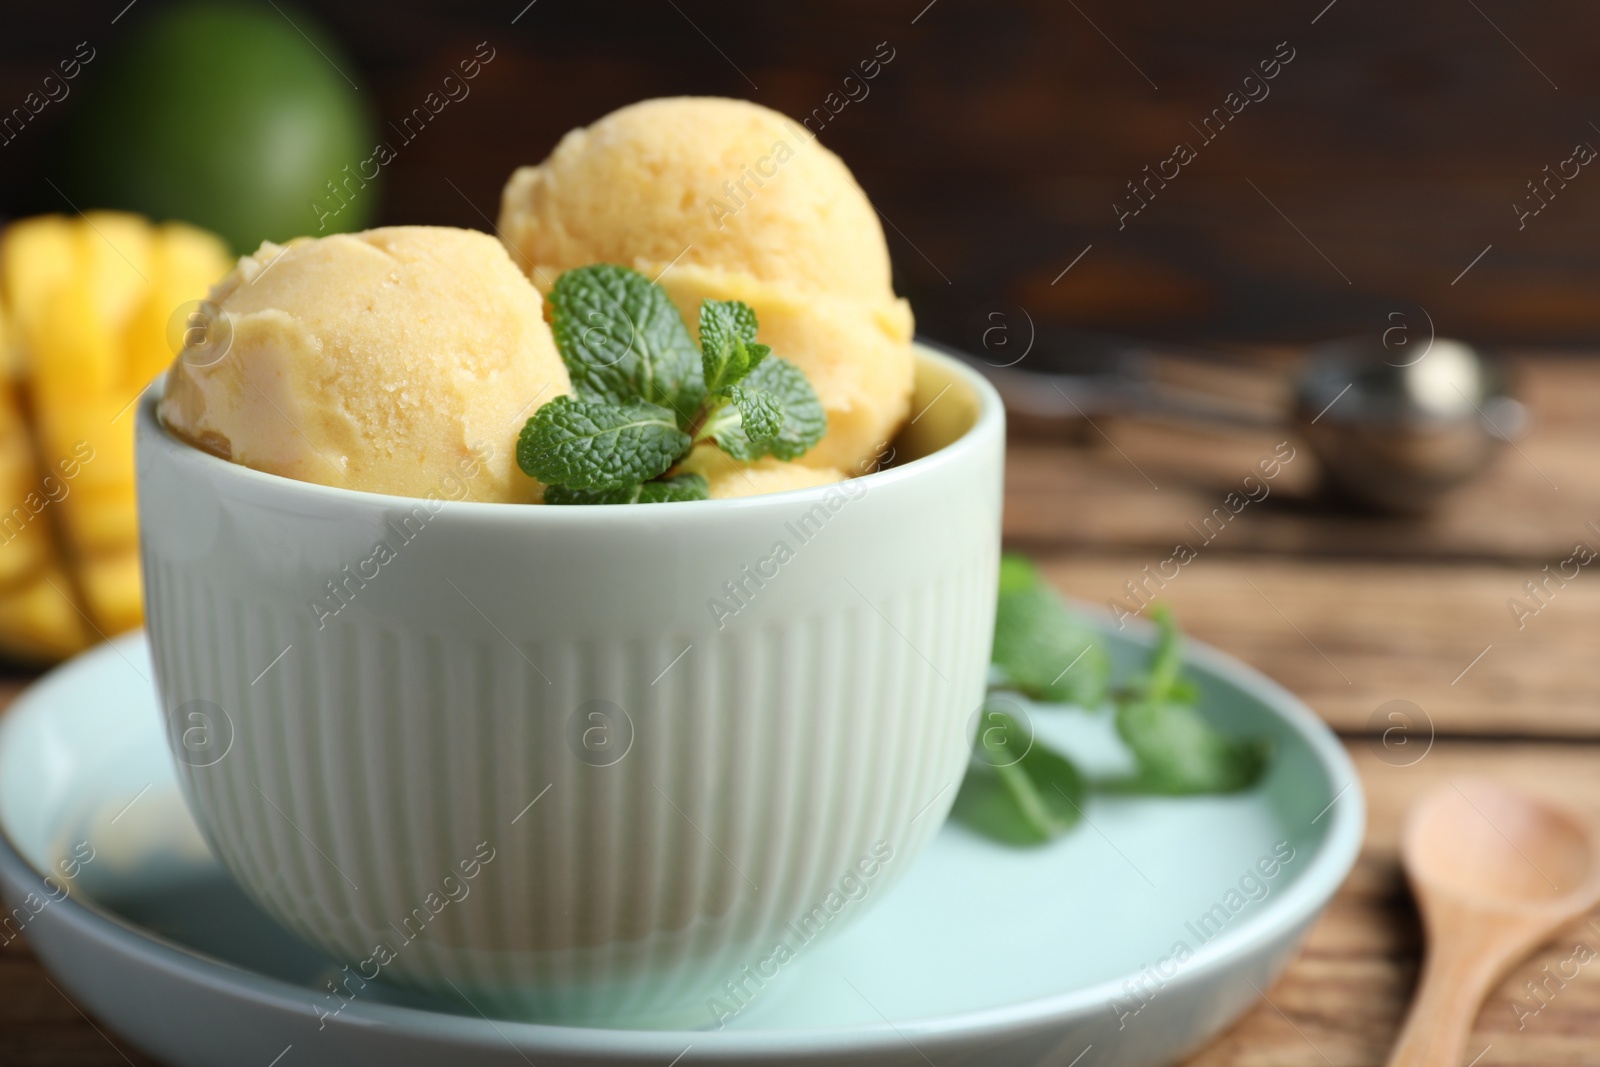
[0,211,231,661]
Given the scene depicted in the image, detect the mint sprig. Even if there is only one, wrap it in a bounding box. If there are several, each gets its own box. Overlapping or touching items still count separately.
[1111,606,1270,795]
[956,554,1271,846]
[520,266,826,504]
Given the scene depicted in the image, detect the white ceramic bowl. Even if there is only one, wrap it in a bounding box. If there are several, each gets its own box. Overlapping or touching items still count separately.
[134,345,1004,1026]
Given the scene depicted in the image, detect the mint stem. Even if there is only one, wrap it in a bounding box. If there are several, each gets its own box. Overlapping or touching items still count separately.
[1144,604,1183,702]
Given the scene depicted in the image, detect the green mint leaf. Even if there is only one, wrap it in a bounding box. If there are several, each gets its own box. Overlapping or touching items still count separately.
[637,473,710,503]
[696,385,787,462]
[712,357,825,462]
[951,706,1084,845]
[728,385,782,441]
[1167,679,1201,704]
[991,553,1110,707]
[517,396,688,491]
[705,398,764,462]
[699,299,770,395]
[996,741,1085,838]
[544,483,643,505]
[544,472,709,506]
[1114,698,1270,795]
[1138,604,1185,703]
[1112,606,1268,794]
[548,265,706,425]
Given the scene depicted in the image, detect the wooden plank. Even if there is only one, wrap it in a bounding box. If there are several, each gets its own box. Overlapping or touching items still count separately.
[0,937,158,1066]
[1036,553,1600,738]
[1006,357,1600,563]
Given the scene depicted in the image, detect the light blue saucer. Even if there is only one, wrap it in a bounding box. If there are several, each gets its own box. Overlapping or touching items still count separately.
[0,625,1361,1067]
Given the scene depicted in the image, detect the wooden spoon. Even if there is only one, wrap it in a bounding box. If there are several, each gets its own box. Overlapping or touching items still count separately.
[1388,778,1600,1066]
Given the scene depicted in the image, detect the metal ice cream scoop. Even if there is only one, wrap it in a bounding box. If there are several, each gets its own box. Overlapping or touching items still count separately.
[1292,337,1524,512]
[934,331,1525,514]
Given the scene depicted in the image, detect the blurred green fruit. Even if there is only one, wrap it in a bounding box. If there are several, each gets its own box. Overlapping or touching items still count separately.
[57,1,375,253]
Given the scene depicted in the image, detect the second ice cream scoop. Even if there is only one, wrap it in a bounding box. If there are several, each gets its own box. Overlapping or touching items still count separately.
[498,96,915,473]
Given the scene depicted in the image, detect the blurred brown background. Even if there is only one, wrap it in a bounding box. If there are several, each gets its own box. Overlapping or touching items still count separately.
[3,0,1598,352]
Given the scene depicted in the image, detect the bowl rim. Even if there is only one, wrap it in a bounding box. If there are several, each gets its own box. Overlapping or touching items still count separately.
[138,342,1005,518]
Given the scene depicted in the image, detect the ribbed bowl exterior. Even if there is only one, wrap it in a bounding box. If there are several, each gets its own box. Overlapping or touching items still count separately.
[136,349,1004,1025]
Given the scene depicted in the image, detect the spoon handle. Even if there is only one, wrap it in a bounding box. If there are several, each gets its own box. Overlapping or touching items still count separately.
[1386,935,1503,1067]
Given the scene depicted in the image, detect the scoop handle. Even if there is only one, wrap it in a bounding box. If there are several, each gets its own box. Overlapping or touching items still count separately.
[1386,912,1522,1067]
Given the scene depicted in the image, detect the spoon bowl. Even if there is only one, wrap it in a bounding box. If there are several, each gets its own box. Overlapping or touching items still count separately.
[1406,778,1596,907]
[1387,779,1600,1066]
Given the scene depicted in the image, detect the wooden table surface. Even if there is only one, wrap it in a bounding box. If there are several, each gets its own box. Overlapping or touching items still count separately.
[3,355,1598,1065]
